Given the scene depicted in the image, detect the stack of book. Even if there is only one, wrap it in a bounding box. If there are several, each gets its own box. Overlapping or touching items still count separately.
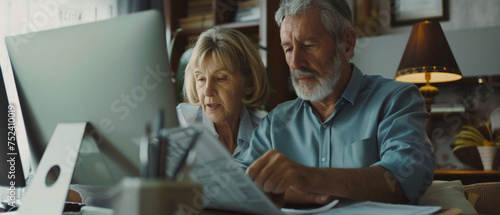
[179,13,213,29]
[235,0,260,22]
[179,0,213,29]
[187,0,212,17]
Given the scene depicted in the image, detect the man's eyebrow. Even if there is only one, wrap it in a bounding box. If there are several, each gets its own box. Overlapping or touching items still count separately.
[281,37,320,47]
[281,42,291,48]
[302,37,320,42]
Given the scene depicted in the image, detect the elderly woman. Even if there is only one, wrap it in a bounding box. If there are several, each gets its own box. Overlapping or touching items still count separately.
[176,27,270,159]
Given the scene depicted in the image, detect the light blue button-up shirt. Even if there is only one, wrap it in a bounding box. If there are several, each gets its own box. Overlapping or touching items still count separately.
[176,103,267,160]
[237,65,435,203]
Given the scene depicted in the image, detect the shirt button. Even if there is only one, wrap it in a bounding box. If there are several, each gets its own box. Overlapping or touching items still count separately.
[321,157,326,162]
[323,124,327,128]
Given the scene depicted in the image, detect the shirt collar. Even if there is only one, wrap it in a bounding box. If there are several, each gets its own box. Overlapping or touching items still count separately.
[201,107,219,139]
[200,105,253,144]
[342,63,364,105]
[237,105,253,144]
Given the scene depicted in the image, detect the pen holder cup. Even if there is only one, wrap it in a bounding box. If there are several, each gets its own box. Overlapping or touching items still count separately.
[109,177,203,215]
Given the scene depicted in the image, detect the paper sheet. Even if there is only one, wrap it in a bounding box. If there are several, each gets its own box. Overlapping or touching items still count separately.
[317,201,441,215]
[184,127,284,214]
[281,199,339,214]
[168,127,338,215]
[170,127,440,215]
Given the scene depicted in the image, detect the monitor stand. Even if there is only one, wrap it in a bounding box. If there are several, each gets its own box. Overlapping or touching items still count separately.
[19,122,92,215]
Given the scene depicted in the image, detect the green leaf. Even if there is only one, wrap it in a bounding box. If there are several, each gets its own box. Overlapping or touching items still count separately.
[461,125,483,136]
[455,130,484,143]
[454,139,481,146]
[482,120,494,141]
[452,144,476,152]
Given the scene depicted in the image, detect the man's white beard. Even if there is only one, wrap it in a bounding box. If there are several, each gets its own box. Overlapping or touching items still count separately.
[291,48,343,101]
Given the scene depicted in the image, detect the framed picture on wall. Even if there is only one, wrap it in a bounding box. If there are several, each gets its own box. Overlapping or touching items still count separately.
[390,0,449,26]
[354,0,380,37]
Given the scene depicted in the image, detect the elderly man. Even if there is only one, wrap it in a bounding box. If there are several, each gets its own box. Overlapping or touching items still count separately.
[237,0,435,207]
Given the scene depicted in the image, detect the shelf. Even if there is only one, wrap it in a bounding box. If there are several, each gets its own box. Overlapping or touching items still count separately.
[435,169,500,175]
[434,169,500,185]
[216,21,259,32]
[177,28,205,36]
[165,0,292,110]
[177,21,259,37]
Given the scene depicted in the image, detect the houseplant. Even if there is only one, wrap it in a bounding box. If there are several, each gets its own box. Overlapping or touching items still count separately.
[453,120,500,170]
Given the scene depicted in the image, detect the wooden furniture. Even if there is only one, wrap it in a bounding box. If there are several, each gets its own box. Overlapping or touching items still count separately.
[163,0,295,110]
[463,182,500,215]
[434,170,500,185]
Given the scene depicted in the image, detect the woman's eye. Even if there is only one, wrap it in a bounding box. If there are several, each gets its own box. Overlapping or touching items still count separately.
[216,77,227,81]
[197,77,205,82]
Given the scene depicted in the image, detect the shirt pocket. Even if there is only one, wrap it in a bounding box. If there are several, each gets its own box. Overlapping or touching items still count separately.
[343,138,379,168]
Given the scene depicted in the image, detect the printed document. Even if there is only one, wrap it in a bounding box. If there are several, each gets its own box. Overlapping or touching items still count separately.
[187,127,283,214]
[316,201,442,215]
[167,127,339,215]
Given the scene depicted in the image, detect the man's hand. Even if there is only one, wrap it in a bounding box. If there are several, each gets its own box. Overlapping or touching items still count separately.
[265,192,285,208]
[285,187,334,205]
[247,149,331,206]
[246,150,409,205]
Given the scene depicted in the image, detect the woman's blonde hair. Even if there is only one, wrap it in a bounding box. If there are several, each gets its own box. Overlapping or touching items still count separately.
[183,27,270,110]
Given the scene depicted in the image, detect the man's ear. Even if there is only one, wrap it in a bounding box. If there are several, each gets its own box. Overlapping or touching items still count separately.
[342,28,357,61]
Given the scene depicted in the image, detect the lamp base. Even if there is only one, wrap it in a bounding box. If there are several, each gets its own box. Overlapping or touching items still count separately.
[419,84,439,113]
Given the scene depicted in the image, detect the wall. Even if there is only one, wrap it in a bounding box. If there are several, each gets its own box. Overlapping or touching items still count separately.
[349,0,500,78]
[0,0,118,81]
[350,0,500,36]
[1,0,117,38]
[378,0,500,35]
[0,0,118,185]
[351,25,500,78]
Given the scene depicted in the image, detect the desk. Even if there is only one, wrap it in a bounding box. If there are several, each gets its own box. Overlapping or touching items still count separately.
[434,170,500,185]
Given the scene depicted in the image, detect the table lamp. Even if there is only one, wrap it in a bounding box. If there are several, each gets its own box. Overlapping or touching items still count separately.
[395,21,462,112]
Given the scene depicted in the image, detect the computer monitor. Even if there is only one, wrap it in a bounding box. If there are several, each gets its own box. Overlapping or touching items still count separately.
[4,10,178,186]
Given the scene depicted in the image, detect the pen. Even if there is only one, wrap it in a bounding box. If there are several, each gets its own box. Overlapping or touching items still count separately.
[177,150,196,182]
[158,127,169,179]
[149,110,162,178]
[172,128,200,181]
[152,109,171,179]
[140,124,151,178]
